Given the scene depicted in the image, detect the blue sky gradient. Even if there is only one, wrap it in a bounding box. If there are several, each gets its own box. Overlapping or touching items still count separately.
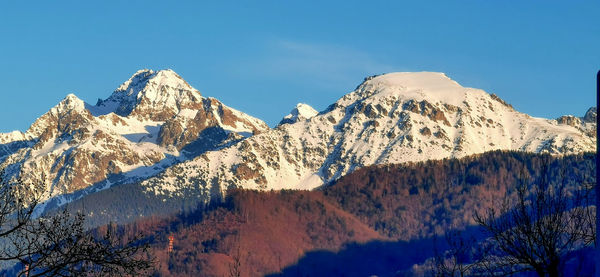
[0,1,598,132]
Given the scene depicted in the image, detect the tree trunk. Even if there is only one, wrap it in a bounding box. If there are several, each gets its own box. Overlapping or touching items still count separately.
[548,262,561,277]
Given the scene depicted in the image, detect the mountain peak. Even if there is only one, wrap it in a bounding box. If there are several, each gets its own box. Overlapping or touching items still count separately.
[25,93,91,139]
[55,93,86,114]
[93,69,202,120]
[334,72,487,114]
[2,69,596,217]
[278,103,318,125]
[583,107,596,123]
[140,71,595,202]
[360,72,459,90]
[115,69,192,94]
[114,69,155,94]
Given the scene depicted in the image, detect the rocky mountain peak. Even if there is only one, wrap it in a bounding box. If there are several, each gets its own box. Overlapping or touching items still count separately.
[0,68,273,205]
[93,69,203,120]
[139,71,595,200]
[1,70,595,214]
[583,107,596,123]
[115,69,193,94]
[278,103,318,125]
[55,93,87,114]
[115,69,154,94]
[27,93,91,138]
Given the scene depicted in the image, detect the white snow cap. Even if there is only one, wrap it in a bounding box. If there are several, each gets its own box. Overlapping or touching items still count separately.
[53,93,86,114]
[91,69,201,117]
[368,72,460,91]
[115,69,193,95]
[351,72,474,107]
[115,69,154,94]
[279,103,318,125]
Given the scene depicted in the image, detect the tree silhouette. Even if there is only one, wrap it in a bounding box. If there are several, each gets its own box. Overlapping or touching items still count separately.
[0,175,154,276]
[473,158,595,276]
[431,229,477,277]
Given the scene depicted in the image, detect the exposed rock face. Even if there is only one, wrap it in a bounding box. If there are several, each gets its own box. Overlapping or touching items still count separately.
[556,115,582,127]
[94,69,203,121]
[157,97,266,150]
[583,107,596,123]
[0,69,268,204]
[403,99,451,126]
[140,72,596,201]
[555,107,597,137]
[1,70,595,210]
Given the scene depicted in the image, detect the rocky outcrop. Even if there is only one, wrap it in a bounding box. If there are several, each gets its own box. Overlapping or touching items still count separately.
[556,115,582,127]
[1,70,595,209]
[140,72,596,202]
[0,69,268,203]
[95,69,204,121]
[583,107,596,123]
[403,99,451,126]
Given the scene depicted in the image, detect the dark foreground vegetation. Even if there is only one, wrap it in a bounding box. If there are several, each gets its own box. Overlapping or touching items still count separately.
[432,155,595,277]
[0,175,154,276]
[91,151,594,276]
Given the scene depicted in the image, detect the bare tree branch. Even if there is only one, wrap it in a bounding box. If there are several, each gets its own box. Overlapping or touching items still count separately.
[473,157,595,277]
[0,173,154,276]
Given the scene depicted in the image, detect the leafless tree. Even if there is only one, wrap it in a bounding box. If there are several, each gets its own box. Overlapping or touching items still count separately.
[0,175,154,276]
[473,158,595,277]
[228,230,243,277]
[431,229,477,277]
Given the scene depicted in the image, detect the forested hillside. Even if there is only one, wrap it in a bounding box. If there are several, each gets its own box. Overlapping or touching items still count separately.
[324,151,595,240]
[99,151,595,276]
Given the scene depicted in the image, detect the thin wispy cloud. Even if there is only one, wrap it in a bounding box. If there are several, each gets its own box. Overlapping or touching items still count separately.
[238,39,397,91]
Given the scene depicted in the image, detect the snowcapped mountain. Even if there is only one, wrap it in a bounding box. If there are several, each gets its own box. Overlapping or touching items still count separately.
[0,69,268,203]
[0,70,595,209]
[278,103,318,125]
[139,72,596,199]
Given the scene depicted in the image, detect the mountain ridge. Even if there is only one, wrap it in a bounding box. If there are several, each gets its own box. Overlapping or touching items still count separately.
[0,69,595,211]
[138,71,595,201]
[0,69,269,205]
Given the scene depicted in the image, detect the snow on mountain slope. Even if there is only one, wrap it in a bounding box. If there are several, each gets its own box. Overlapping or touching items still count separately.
[93,69,200,120]
[278,103,318,125]
[141,72,595,199]
[0,69,268,203]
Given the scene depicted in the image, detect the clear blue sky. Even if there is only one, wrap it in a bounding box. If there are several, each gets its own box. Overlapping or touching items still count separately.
[0,1,598,132]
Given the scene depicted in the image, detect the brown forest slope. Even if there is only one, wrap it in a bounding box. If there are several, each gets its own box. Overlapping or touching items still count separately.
[116,151,594,276]
[132,190,383,276]
[323,151,595,240]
